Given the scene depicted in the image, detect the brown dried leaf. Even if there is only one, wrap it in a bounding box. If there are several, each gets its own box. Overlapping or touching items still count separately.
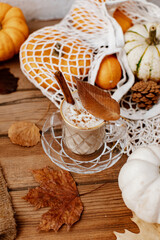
[76,78,120,121]
[8,121,40,147]
[0,68,18,94]
[23,167,83,232]
[114,212,160,240]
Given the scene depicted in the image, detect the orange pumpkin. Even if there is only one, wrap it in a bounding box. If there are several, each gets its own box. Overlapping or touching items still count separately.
[22,42,59,90]
[0,2,29,61]
[72,8,103,32]
[35,68,59,91]
[21,32,93,91]
[113,9,133,33]
[95,55,122,90]
[60,43,92,83]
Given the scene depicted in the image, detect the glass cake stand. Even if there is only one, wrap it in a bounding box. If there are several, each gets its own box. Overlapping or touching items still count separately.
[41,111,127,174]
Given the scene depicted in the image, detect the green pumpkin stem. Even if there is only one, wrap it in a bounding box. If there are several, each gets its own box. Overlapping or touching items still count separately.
[52,42,63,57]
[146,26,159,45]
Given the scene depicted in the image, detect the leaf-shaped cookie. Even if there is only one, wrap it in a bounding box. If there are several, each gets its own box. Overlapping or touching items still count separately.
[8,121,40,147]
[76,78,120,121]
[114,212,160,240]
[23,167,83,232]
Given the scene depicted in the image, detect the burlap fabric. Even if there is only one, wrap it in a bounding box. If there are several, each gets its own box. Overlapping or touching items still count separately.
[0,167,16,240]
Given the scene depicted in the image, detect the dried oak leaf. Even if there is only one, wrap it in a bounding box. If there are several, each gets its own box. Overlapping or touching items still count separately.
[23,167,83,232]
[8,121,40,147]
[76,78,120,121]
[114,212,160,240]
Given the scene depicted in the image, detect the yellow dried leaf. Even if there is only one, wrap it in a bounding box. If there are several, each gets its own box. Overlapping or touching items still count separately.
[114,212,160,240]
[8,121,40,147]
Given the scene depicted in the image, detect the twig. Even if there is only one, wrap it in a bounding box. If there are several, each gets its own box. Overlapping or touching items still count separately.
[36,102,51,129]
[80,182,108,197]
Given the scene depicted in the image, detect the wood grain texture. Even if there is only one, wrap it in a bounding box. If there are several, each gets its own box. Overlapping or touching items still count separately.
[0,137,127,189]
[10,184,139,240]
[0,90,57,135]
[0,19,138,240]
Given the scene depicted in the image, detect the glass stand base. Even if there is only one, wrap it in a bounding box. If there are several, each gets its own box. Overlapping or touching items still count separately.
[41,111,127,174]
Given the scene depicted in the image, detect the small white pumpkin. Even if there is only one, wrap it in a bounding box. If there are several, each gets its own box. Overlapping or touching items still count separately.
[119,145,160,223]
[124,23,160,82]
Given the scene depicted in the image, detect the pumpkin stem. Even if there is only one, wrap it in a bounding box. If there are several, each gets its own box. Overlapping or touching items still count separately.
[0,23,2,30]
[146,25,159,45]
[52,42,63,57]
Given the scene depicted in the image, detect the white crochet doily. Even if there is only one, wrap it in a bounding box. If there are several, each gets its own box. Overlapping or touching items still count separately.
[20,0,160,155]
[123,114,160,156]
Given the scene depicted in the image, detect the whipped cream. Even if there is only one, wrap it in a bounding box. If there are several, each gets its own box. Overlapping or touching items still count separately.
[62,91,103,128]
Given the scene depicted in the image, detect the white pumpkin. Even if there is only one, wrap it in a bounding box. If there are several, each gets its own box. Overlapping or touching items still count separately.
[118,145,160,223]
[124,23,160,82]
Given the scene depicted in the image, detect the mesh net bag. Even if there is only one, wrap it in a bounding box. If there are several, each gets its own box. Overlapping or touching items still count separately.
[20,0,136,108]
[20,26,93,107]
[20,0,160,111]
[20,0,160,155]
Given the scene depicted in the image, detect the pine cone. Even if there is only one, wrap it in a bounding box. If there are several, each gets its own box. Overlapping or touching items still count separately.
[131,81,160,110]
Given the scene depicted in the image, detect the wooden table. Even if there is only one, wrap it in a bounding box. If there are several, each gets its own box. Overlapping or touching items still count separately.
[0,20,138,240]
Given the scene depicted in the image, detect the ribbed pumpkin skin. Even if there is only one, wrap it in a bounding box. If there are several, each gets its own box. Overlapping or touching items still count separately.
[118,145,160,224]
[124,23,160,82]
[0,2,29,61]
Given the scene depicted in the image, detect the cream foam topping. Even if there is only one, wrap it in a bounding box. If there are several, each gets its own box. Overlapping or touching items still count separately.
[62,92,104,128]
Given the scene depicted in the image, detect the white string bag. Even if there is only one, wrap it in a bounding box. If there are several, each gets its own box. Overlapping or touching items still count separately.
[20,25,94,108]
[66,0,135,103]
[62,0,118,49]
[20,0,160,156]
[20,0,135,108]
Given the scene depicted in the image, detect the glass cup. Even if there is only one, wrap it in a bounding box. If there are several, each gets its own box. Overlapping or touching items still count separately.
[60,93,106,155]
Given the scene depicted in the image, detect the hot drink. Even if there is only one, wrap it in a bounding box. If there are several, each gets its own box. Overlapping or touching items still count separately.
[60,91,105,155]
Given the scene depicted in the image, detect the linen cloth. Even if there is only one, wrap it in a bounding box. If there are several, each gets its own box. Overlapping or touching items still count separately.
[0,167,16,240]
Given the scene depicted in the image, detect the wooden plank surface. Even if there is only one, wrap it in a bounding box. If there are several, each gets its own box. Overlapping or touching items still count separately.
[0,19,138,240]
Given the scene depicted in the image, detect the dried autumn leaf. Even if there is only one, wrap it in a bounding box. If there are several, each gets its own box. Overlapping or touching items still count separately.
[0,68,18,94]
[114,212,160,240]
[23,167,83,232]
[8,121,40,147]
[76,78,120,121]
